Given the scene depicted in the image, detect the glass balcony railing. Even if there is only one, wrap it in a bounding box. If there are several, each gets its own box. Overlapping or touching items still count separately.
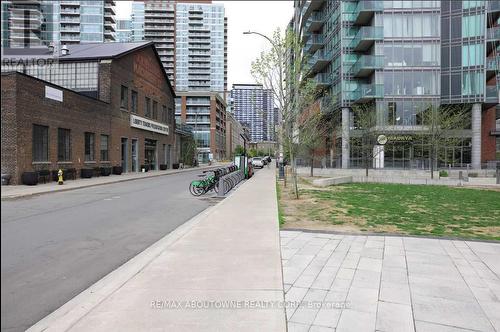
[313,73,332,87]
[350,55,384,77]
[349,26,383,51]
[487,26,500,41]
[488,0,500,12]
[353,0,383,25]
[353,84,384,102]
[305,34,324,53]
[308,49,332,71]
[306,11,326,32]
[485,85,499,103]
[486,56,500,71]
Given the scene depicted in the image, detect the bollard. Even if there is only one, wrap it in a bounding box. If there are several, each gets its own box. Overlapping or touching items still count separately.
[57,169,64,185]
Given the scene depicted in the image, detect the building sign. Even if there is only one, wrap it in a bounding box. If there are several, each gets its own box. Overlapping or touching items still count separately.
[377,135,388,145]
[45,86,63,102]
[130,114,169,135]
[386,135,413,142]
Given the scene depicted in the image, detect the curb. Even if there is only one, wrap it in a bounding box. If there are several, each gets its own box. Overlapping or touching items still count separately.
[1,165,224,201]
[27,170,253,332]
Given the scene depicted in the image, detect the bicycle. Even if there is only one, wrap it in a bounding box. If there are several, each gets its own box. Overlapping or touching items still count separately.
[189,170,220,196]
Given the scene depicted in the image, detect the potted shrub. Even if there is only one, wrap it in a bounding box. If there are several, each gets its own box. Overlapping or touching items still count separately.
[80,168,94,178]
[21,171,38,185]
[112,166,123,175]
[100,167,112,176]
[159,164,168,170]
[439,170,448,178]
[172,163,180,169]
[140,164,149,172]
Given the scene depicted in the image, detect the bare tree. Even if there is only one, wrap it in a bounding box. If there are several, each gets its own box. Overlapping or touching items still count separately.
[251,28,319,199]
[415,104,470,179]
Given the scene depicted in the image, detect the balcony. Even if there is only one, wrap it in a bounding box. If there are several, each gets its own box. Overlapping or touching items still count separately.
[353,0,383,25]
[353,83,384,103]
[306,11,326,33]
[60,9,80,15]
[301,0,326,21]
[486,56,500,79]
[485,85,499,105]
[308,49,331,73]
[305,34,324,54]
[350,55,384,77]
[487,26,500,41]
[350,26,383,52]
[313,72,332,88]
[488,0,500,21]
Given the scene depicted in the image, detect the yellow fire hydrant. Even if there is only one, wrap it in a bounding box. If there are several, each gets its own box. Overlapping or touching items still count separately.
[58,169,64,185]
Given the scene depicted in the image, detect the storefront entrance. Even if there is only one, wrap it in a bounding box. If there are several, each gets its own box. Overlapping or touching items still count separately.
[121,138,128,172]
[131,139,138,172]
[145,139,157,171]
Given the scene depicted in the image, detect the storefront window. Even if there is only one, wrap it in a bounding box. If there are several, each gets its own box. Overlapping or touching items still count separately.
[100,135,109,161]
[33,124,48,162]
[57,128,71,161]
[84,132,95,161]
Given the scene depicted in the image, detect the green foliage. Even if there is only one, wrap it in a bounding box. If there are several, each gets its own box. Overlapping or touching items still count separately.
[439,170,448,177]
[234,145,245,156]
[181,138,196,166]
[301,183,500,241]
[276,180,285,226]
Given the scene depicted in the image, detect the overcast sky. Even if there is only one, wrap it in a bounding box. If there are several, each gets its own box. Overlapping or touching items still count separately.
[115,1,294,89]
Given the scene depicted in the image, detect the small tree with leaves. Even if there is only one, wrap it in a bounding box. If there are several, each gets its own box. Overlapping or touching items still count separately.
[251,28,320,199]
[415,104,470,179]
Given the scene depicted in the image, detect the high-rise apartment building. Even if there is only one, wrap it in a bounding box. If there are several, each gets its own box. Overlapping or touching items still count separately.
[230,84,276,142]
[1,0,116,47]
[116,19,132,42]
[292,0,499,169]
[130,0,227,93]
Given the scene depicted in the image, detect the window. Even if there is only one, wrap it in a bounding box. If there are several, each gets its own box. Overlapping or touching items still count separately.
[131,90,138,113]
[57,128,71,161]
[33,124,48,162]
[145,97,151,117]
[462,43,484,67]
[462,14,484,38]
[84,132,95,161]
[100,135,109,161]
[120,85,128,109]
[162,105,167,123]
[153,100,158,120]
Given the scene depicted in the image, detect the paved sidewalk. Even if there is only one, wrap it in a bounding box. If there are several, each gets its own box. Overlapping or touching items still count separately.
[282,231,500,332]
[28,167,285,331]
[1,163,224,200]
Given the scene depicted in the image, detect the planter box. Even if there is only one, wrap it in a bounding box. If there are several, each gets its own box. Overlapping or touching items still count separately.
[21,172,38,186]
[159,164,168,170]
[80,168,94,179]
[172,163,180,169]
[140,165,149,172]
[100,167,112,176]
[112,166,123,175]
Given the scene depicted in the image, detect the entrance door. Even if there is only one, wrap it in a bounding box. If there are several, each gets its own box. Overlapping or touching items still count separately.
[131,139,138,172]
[121,138,128,172]
[145,139,157,171]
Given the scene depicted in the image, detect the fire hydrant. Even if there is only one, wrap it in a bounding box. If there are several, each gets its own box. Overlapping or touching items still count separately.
[57,169,64,185]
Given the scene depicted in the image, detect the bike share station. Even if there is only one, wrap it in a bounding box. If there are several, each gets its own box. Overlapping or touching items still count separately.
[189,155,250,197]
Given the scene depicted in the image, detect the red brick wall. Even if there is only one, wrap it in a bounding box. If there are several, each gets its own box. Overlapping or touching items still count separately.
[1,74,18,180]
[1,72,111,184]
[482,106,497,163]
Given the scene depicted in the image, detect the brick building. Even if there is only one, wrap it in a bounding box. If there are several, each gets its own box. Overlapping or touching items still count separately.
[1,42,177,184]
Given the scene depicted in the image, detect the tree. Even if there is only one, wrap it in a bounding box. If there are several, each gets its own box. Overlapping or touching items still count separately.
[350,103,385,177]
[415,104,470,179]
[251,28,320,198]
[234,145,245,156]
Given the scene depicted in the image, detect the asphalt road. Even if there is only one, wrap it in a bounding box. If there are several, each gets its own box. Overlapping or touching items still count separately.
[1,170,217,332]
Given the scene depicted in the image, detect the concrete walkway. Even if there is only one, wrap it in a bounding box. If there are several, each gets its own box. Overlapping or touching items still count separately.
[28,167,286,332]
[1,164,224,200]
[282,231,500,332]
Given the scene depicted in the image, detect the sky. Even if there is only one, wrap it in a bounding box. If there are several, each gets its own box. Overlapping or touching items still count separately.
[115,1,294,89]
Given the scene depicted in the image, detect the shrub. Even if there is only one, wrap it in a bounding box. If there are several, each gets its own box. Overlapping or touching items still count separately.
[439,170,448,177]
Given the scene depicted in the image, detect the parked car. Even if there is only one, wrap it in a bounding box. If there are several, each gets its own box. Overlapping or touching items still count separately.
[251,157,264,168]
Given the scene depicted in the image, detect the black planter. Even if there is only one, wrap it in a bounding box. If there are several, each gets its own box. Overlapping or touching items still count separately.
[80,168,94,179]
[21,172,38,186]
[100,167,112,176]
[112,166,123,175]
[159,164,168,170]
[1,174,11,186]
[140,165,149,172]
[172,163,180,169]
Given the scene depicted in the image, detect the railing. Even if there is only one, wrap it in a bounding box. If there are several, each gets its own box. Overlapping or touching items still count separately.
[487,26,500,41]
[313,72,332,86]
[353,83,384,101]
[353,0,383,24]
[350,55,384,76]
[486,56,500,71]
[349,26,383,50]
[485,85,499,103]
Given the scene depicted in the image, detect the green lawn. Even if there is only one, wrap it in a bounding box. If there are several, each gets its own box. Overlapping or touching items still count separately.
[299,183,500,241]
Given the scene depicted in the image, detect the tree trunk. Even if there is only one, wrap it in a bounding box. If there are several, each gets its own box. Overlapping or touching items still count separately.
[290,150,299,199]
[310,154,314,177]
[430,145,434,179]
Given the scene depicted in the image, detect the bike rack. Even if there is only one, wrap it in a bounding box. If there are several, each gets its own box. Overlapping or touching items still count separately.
[217,169,245,196]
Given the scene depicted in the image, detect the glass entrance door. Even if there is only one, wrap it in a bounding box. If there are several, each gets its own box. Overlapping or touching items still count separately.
[145,139,157,171]
[121,138,128,172]
[131,139,138,172]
